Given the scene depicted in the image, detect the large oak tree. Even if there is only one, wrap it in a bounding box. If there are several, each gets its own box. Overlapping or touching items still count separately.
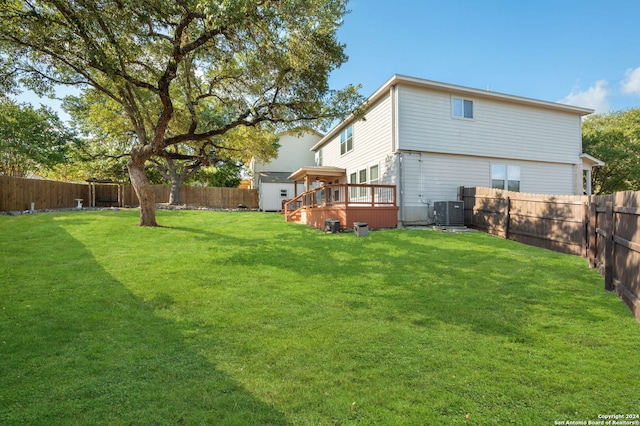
[63,88,279,204]
[0,0,362,225]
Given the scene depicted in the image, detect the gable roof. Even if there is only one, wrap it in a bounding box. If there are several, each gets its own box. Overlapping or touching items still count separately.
[312,74,595,151]
[288,166,346,182]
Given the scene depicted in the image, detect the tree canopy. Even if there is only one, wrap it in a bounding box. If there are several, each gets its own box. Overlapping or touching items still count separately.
[0,97,76,177]
[0,0,363,225]
[582,107,640,194]
[62,88,279,203]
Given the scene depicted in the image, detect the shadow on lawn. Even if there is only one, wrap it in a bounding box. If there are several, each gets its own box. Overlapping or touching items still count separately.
[170,220,608,340]
[0,214,290,425]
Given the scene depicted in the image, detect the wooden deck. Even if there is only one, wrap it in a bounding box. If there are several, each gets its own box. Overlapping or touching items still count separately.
[283,184,398,230]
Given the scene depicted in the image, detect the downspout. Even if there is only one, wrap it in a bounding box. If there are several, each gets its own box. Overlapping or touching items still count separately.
[419,152,432,223]
[398,153,405,225]
[391,84,405,225]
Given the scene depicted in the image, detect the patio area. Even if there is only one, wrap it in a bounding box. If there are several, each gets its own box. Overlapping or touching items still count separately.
[283,166,398,230]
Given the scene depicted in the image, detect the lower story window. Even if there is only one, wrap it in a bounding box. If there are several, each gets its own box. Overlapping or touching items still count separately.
[349,172,357,199]
[369,164,379,184]
[359,169,367,197]
[491,164,520,191]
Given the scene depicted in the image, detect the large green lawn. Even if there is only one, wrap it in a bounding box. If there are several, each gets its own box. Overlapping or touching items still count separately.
[1,209,639,425]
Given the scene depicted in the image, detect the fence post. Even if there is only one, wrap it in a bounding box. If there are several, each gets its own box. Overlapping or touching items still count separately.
[503,196,511,240]
[588,201,596,268]
[582,201,588,259]
[604,201,614,291]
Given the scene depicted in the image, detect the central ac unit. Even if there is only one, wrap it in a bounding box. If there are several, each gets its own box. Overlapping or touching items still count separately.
[434,201,464,226]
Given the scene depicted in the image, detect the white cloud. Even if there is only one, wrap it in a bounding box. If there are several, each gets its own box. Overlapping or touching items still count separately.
[621,67,640,96]
[558,80,610,114]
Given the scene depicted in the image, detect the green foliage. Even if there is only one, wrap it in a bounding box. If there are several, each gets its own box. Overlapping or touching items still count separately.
[582,107,640,194]
[189,162,242,187]
[0,0,363,224]
[0,97,76,176]
[1,210,639,424]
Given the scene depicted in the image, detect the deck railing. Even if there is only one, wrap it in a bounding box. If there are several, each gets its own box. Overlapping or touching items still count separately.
[284,183,396,220]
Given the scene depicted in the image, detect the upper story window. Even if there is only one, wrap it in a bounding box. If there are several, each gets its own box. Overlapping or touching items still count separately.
[315,148,323,166]
[340,125,353,155]
[491,164,520,192]
[452,97,474,119]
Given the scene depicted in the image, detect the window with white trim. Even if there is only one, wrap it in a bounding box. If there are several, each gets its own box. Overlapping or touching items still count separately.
[369,165,379,184]
[340,125,353,155]
[491,164,520,192]
[349,172,357,199]
[452,97,474,119]
[315,148,323,166]
[359,169,367,197]
[370,164,381,201]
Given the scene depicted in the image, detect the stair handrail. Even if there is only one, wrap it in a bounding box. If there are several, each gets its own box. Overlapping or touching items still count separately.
[283,192,306,220]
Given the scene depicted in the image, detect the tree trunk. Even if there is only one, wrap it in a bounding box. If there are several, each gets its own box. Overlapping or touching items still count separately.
[169,179,181,205]
[128,158,158,226]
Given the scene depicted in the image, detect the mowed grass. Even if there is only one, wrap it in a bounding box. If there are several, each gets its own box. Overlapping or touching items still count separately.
[1,209,639,425]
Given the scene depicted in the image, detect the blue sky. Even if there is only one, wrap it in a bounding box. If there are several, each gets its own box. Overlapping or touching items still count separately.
[15,0,640,117]
[328,0,640,114]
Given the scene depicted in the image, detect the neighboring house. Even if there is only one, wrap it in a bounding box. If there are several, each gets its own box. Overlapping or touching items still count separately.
[310,74,599,225]
[250,130,323,211]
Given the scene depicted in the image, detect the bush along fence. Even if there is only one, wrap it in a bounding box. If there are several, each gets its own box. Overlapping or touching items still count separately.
[0,176,258,212]
[461,186,640,320]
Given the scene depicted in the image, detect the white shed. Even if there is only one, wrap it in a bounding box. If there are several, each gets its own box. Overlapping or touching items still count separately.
[256,171,306,211]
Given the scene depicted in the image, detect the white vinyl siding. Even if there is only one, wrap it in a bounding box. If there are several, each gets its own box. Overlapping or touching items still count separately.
[400,152,576,213]
[398,86,581,165]
[317,93,394,182]
[252,132,319,174]
[252,131,321,188]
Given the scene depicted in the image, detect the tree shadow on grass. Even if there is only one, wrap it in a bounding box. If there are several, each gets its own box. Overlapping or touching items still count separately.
[0,214,290,425]
[8,211,632,423]
[169,220,609,340]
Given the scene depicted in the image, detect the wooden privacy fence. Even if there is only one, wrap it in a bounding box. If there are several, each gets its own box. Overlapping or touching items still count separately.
[462,187,640,320]
[0,176,258,211]
[0,175,89,211]
[460,187,588,256]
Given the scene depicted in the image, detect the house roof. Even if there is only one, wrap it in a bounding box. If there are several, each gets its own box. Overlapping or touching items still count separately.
[312,74,595,151]
[256,171,297,184]
[579,153,605,167]
[277,127,324,138]
[288,166,346,182]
